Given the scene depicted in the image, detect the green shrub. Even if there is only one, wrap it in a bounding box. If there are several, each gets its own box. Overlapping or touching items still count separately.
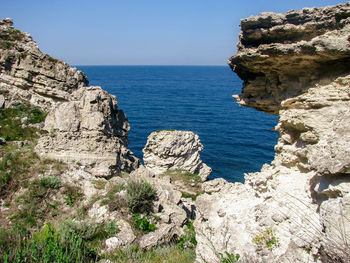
[126,179,157,214]
[133,214,156,233]
[1,222,99,263]
[102,244,195,263]
[177,220,197,250]
[106,221,119,237]
[40,175,62,189]
[0,104,47,141]
[0,89,9,94]
[219,252,240,263]
[0,41,14,49]
[65,185,83,207]
[253,228,279,250]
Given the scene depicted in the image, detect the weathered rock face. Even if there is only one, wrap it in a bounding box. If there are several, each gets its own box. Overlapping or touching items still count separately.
[0,18,139,176]
[0,18,88,110]
[36,86,139,176]
[143,130,212,181]
[195,2,350,263]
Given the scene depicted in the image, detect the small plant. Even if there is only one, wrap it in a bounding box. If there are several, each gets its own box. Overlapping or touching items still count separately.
[126,179,157,214]
[109,183,125,194]
[253,228,279,251]
[219,252,240,263]
[0,89,9,94]
[133,214,156,233]
[0,41,14,49]
[47,56,60,63]
[92,180,106,190]
[106,221,119,236]
[181,192,198,201]
[40,175,62,189]
[65,185,83,207]
[177,220,197,250]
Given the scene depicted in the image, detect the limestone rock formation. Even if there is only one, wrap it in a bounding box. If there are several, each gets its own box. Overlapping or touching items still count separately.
[0,18,139,176]
[0,18,88,110]
[36,86,139,176]
[143,130,212,181]
[195,2,350,263]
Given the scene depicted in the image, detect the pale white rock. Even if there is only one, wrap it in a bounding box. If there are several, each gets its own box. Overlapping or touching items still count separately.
[139,224,180,250]
[35,86,140,177]
[105,237,119,251]
[130,166,191,227]
[143,130,211,181]
[195,2,350,262]
[114,219,136,247]
[104,219,136,250]
[0,94,4,108]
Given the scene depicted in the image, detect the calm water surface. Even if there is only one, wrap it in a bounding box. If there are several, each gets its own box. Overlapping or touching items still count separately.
[76,66,278,182]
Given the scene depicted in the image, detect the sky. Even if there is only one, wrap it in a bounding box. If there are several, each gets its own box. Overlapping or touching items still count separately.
[1,0,347,65]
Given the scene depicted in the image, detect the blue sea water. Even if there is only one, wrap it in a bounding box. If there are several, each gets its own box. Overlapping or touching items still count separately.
[76,66,278,183]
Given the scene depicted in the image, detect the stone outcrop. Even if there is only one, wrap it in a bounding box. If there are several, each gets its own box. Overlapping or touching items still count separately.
[0,18,88,110]
[0,18,139,176]
[36,86,139,176]
[143,130,212,181]
[195,2,350,263]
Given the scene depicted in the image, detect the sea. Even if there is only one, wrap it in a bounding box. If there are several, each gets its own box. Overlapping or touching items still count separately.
[76,66,278,183]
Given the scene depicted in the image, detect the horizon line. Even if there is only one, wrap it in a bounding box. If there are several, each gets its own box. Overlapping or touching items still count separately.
[73,64,230,67]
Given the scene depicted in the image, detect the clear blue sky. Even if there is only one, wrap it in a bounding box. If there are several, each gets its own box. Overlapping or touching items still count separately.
[1,0,346,65]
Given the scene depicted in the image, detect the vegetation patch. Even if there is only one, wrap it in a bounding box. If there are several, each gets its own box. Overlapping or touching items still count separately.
[253,228,280,251]
[163,169,202,199]
[0,89,9,95]
[64,184,83,207]
[47,55,61,63]
[0,103,47,141]
[219,252,240,263]
[1,222,100,263]
[126,179,157,214]
[40,175,62,189]
[102,244,195,263]
[92,179,107,190]
[0,41,14,49]
[0,28,25,41]
[177,220,197,250]
[10,176,63,228]
[154,129,176,133]
[133,214,156,234]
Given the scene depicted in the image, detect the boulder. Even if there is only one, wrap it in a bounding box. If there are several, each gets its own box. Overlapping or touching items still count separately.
[143,130,211,181]
[139,224,180,250]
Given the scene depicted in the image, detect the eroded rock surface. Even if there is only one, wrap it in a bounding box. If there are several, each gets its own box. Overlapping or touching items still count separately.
[36,86,139,176]
[196,2,350,262]
[0,18,88,110]
[143,130,212,181]
[0,18,139,176]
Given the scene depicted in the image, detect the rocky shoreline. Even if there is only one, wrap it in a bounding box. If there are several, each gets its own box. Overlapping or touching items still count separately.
[1,2,350,262]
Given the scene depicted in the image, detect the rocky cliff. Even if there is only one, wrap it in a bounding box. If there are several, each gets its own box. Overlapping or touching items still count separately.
[195,2,350,263]
[0,18,139,176]
[0,18,203,261]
